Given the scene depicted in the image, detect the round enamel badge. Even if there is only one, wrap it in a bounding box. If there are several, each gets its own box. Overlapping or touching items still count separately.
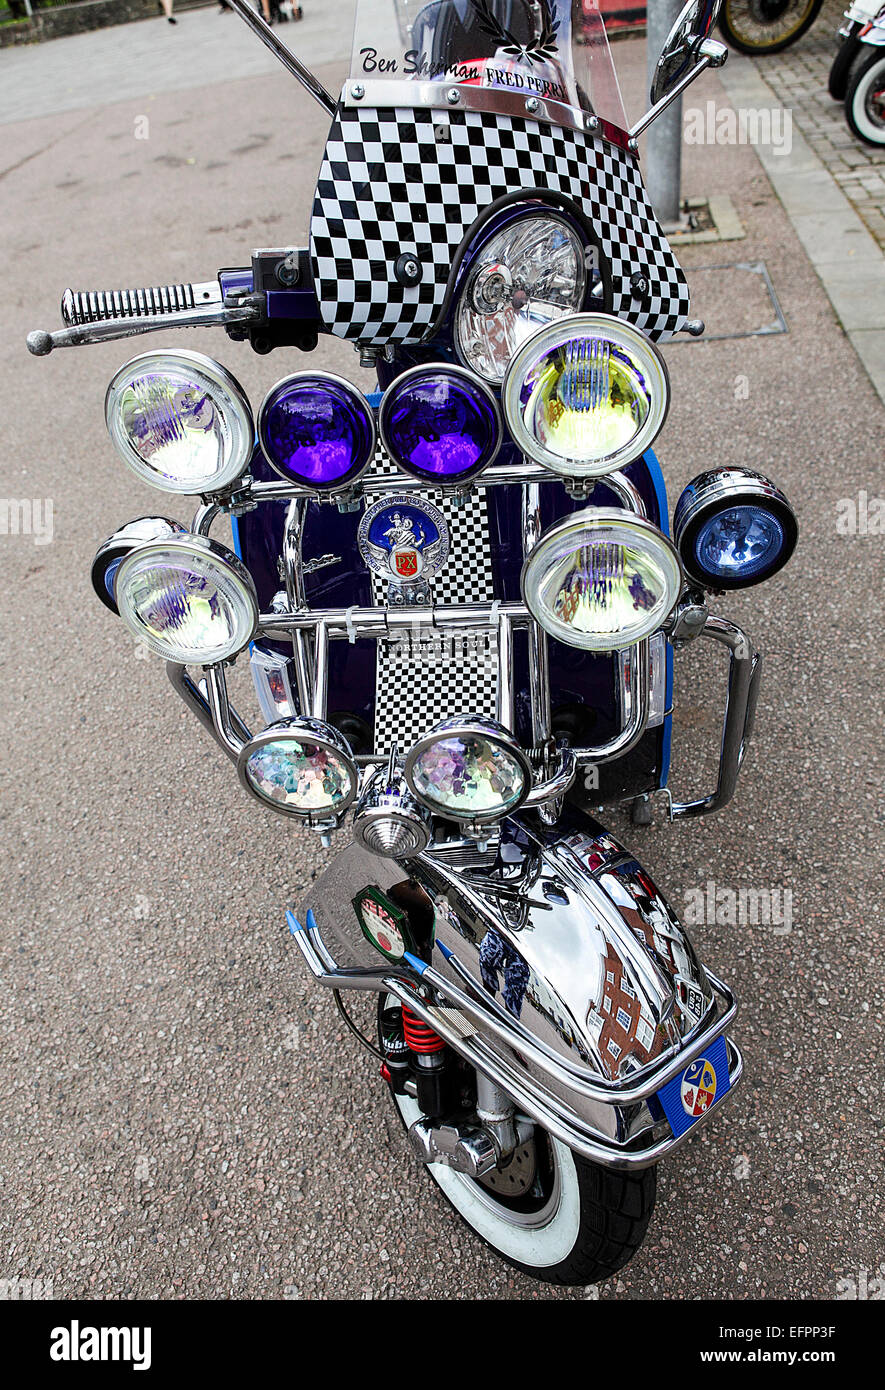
[680,1056,718,1117]
[357,496,449,585]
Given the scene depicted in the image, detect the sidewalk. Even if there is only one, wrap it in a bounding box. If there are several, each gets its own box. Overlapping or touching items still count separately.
[753,0,885,251]
[718,12,885,405]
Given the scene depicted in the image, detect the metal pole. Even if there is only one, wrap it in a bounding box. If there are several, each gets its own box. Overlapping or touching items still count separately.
[644,0,684,229]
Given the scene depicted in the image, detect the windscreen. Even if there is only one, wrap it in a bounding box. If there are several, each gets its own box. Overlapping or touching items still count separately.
[350,0,628,132]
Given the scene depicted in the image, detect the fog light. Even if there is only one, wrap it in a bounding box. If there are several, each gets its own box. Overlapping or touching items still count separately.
[521,508,683,652]
[238,718,358,820]
[674,467,798,589]
[105,350,253,494]
[258,372,376,490]
[379,364,501,485]
[404,718,531,825]
[114,534,258,663]
[502,313,669,478]
[91,517,186,615]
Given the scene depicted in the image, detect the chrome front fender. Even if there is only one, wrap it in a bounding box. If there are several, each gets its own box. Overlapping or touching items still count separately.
[294,812,741,1169]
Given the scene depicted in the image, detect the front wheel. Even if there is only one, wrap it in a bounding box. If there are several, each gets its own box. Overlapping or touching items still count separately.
[828,31,862,102]
[718,0,822,55]
[380,999,656,1284]
[846,49,885,147]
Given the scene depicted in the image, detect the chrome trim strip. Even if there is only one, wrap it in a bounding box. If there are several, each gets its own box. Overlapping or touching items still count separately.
[341,79,631,151]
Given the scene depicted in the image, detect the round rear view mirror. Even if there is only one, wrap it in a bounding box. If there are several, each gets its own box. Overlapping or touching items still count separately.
[651,0,723,105]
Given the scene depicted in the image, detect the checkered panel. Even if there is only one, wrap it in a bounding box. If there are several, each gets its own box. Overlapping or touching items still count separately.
[366,443,499,754]
[310,106,691,346]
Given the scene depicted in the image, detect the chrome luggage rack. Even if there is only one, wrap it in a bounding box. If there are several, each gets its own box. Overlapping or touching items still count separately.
[166,455,762,826]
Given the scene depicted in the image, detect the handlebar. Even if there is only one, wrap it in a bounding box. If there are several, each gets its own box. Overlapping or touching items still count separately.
[26,248,321,357]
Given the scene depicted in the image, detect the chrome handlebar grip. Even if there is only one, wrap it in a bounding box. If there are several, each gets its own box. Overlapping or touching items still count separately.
[26,299,260,355]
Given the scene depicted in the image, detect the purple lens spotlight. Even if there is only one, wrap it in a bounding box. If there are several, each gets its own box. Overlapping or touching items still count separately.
[258,372,376,490]
[379,365,501,485]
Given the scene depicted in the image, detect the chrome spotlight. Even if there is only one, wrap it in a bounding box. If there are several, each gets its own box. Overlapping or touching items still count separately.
[352,773,431,858]
[673,466,798,590]
[238,718,359,822]
[91,516,186,615]
[404,718,532,826]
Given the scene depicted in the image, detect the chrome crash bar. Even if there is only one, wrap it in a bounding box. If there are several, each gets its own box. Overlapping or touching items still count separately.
[168,459,761,823]
[188,466,653,771]
[665,616,762,820]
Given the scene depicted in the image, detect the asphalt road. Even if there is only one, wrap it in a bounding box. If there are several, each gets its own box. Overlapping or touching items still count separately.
[0,13,883,1301]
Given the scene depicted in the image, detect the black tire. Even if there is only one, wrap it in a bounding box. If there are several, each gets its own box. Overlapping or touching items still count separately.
[718,0,822,55]
[379,997,656,1284]
[828,31,862,102]
[846,48,885,147]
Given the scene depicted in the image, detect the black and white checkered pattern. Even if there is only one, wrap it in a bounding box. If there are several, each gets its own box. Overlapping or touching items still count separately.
[310,106,690,346]
[367,443,499,753]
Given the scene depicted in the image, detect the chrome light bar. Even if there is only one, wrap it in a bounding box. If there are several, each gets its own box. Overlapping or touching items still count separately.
[168,451,761,823]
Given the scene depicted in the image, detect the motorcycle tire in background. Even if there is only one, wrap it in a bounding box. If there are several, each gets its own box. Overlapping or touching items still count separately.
[845,46,885,144]
[828,24,864,100]
[378,995,657,1285]
[719,0,823,53]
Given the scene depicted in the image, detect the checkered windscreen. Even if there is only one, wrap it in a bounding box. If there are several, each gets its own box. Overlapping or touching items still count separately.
[310,105,691,347]
[368,445,499,755]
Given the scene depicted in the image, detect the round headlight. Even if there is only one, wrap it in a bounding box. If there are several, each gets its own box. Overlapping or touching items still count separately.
[404,718,532,824]
[379,364,501,485]
[454,213,589,383]
[674,467,798,590]
[105,350,253,494]
[258,372,376,490]
[91,516,186,615]
[522,509,683,652]
[502,313,670,479]
[114,534,258,663]
[238,718,358,820]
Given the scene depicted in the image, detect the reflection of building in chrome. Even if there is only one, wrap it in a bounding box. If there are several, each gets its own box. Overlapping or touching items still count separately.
[583,858,711,1079]
[596,862,708,1034]
[524,972,593,1065]
[585,937,663,1078]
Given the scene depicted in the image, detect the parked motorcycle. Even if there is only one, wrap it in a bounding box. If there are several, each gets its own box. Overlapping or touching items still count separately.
[27,0,798,1283]
[840,4,885,143]
[718,0,823,54]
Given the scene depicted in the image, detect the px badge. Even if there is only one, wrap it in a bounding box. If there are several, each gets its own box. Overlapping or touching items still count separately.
[358,496,449,586]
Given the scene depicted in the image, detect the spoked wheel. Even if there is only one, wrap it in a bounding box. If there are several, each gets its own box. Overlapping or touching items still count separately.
[379,995,656,1285]
[846,49,885,147]
[718,0,822,54]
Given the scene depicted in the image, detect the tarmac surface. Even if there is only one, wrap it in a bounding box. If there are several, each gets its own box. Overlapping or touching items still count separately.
[0,12,883,1300]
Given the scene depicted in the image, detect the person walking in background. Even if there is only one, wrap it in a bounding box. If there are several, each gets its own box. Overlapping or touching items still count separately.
[218,0,302,20]
[158,0,177,23]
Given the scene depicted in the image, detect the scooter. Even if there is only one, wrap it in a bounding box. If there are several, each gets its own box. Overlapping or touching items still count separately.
[26,0,798,1283]
[838,3,885,144]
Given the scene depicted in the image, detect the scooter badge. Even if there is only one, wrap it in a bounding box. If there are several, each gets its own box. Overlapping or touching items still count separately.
[357,496,449,588]
[680,1056,718,1117]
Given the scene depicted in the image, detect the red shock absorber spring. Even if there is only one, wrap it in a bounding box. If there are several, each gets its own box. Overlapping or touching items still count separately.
[401,1005,446,1054]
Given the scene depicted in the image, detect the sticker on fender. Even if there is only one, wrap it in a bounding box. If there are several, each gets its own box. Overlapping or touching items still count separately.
[655,1035,731,1140]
